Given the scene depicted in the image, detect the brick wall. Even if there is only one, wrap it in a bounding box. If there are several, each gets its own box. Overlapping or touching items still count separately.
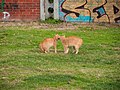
[0,0,40,21]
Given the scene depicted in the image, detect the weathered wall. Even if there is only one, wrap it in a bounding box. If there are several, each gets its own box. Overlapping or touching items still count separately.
[0,0,40,21]
[0,0,120,23]
[59,0,120,23]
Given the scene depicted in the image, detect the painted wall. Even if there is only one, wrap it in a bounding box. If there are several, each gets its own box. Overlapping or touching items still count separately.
[59,0,120,23]
[0,0,120,23]
[0,0,40,21]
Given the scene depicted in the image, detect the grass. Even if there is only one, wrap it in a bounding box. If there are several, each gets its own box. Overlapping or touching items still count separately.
[0,24,120,90]
[39,18,63,24]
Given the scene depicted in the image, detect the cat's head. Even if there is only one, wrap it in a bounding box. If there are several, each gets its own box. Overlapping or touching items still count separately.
[54,34,60,40]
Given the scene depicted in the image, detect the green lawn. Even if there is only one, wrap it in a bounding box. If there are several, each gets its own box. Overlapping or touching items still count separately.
[0,24,120,90]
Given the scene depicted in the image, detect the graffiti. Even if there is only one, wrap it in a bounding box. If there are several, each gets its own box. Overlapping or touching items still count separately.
[93,0,107,18]
[0,0,119,23]
[75,0,91,22]
[113,5,120,23]
[60,0,92,22]
[114,17,120,23]
[113,5,119,14]
[60,0,78,21]
[2,12,10,21]
[93,0,110,23]
[59,0,120,23]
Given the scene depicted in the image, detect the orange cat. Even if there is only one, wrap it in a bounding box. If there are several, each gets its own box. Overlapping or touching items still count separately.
[39,34,60,53]
[59,36,83,54]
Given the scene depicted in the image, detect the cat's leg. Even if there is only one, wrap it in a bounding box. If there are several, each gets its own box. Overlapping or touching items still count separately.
[45,51,48,53]
[44,47,49,53]
[64,45,69,54]
[54,47,57,53]
[54,46,57,53]
[76,42,83,54]
[44,49,49,53]
[75,46,79,54]
[42,48,46,53]
[64,45,67,53]
[66,48,69,54]
[72,46,76,53]
[75,49,79,54]
[53,42,57,53]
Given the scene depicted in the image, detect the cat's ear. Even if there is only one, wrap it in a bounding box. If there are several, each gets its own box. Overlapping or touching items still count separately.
[56,34,59,36]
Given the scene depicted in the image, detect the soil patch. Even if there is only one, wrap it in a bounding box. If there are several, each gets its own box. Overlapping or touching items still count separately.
[0,21,120,30]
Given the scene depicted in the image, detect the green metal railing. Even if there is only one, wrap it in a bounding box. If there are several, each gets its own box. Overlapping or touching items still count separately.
[0,0,5,12]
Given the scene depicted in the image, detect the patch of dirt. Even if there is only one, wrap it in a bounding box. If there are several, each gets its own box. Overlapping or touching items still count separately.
[0,21,120,30]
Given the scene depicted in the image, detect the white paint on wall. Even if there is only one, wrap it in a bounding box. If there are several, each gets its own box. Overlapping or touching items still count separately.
[2,12,10,21]
[54,0,59,19]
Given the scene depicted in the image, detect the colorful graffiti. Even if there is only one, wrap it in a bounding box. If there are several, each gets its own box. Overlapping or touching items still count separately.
[59,0,120,23]
[59,0,93,22]
[92,0,110,23]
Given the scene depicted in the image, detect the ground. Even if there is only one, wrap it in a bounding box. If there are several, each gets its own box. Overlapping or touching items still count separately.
[0,21,120,90]
[0,21,120,30]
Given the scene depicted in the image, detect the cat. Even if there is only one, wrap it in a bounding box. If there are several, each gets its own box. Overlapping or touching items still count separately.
[59,35,83,54]
[39,34,60,53]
